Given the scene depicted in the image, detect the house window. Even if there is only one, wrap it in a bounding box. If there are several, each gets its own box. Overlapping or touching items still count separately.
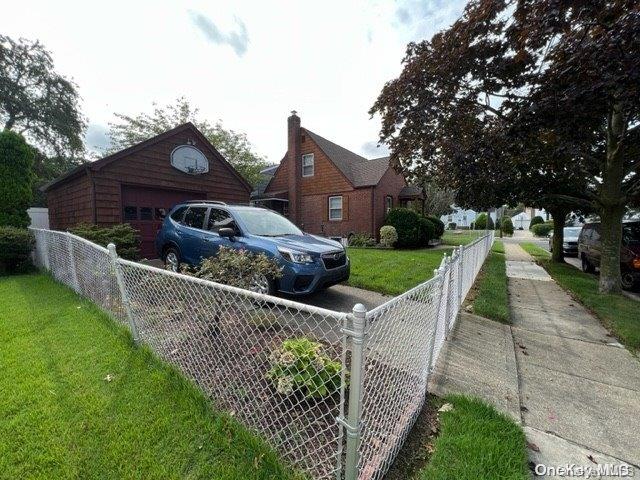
[328,196,343,221]
[385,195,393,214]
[302,153,314,177]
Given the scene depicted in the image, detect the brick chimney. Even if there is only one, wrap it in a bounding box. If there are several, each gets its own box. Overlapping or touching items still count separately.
[287,111,301,225]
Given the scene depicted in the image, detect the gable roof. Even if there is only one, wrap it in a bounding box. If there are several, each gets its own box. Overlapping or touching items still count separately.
[303,129,392,187]
[42,122,252,193]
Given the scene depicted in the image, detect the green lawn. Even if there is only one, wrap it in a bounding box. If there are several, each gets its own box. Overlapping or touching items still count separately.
[419,395,529,480]
[469,241,509,323]
[521,242,640,352]
[347,247,451,295]
[441,230,484,246]
[0,274,295,480]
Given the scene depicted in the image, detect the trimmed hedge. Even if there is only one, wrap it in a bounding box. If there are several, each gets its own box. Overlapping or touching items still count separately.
[501,217,514,235]
[419,217,436,246]
[69,224,141,260]
[426,215,445,238]
[385,208,422,248]
[529,216,545,229]
[474,212,494,230]
[531,222,554,237]
[0,227,34,274]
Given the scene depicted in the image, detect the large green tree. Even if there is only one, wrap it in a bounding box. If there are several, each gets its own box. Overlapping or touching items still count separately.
[0,130,34,227]
[0,35,86,156]
[371,0,639,291]
[107,97,268,187]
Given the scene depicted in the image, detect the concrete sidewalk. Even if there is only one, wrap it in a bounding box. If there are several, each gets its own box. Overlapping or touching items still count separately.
[430,243,640,477]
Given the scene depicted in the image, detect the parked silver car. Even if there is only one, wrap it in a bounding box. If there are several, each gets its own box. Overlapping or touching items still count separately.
[549,226,582,256]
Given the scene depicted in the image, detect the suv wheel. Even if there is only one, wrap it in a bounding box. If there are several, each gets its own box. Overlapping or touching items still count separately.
[249,274,275,296]
[164,247,181,272]
[621,272,636,290]
[581,255,595,274]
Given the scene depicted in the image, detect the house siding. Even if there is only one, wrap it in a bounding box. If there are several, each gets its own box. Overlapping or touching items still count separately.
[47,173,93,230]
[45,124,251,257]
[372,167,408,238]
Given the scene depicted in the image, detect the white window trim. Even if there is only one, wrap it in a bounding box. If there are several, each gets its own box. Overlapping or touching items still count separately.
[328,195,343,221]
[302,153,315,177]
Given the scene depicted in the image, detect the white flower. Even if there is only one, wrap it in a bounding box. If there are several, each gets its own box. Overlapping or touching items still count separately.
[276,376,294,395]
[279,351,295,366]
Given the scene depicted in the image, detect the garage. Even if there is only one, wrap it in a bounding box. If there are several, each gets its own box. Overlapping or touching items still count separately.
[43,123,252,258]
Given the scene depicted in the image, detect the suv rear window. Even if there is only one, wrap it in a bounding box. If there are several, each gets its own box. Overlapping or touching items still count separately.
[170,206,187,222]
[183,207,207,229]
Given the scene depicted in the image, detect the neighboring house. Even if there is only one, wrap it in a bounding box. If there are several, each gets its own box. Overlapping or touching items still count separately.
[441,207,478,228]
[252,112,423,241]
[43,123,252,258]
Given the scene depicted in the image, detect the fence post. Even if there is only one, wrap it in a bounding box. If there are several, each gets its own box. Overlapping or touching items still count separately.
[427,262,447,375]
[107,243,140,344]
[344,303,367,480]
[442,255,454,339]
[457,244,465,312]
[66,234,80,293]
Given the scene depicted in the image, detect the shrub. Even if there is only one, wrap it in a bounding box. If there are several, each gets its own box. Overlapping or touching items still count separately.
[531,222,554,237]
[529,216,545,229]
[69,224,141,260]
[419,217,436,246]
[267,337,342,398]
[426,215,445,238]
[501,217,514,235]
[349,232,376,247]
[379,225,398,248]
[193,246,282,289]
[0,227,34,274]
[385,208,422,248]
[474,213,495,230]
[0,130,34,228]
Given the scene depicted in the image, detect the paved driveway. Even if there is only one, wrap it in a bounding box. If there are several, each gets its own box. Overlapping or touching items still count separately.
[287,284,389,312]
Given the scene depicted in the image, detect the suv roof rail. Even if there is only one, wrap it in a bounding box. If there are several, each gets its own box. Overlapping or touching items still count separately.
[183,200,227,205]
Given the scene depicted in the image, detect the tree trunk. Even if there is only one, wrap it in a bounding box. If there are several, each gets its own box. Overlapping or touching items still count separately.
[598,103,627,294]
[549,208,567,263]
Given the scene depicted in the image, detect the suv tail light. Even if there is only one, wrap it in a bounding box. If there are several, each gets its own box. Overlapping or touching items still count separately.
[633,257,640,270]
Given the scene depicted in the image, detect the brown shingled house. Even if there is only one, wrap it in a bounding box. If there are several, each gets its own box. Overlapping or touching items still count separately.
[43,123,252,258]
[252,112,423,241]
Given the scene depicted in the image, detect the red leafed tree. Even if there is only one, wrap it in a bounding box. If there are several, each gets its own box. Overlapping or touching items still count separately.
[371,0,639,292]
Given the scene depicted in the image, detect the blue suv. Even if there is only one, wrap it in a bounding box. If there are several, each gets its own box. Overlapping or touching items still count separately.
[155,201,350,296]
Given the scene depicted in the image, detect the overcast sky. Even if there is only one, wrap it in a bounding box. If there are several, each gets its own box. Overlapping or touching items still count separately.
[2,0,466,164]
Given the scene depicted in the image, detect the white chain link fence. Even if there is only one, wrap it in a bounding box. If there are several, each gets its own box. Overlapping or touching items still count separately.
[30,227,494,479]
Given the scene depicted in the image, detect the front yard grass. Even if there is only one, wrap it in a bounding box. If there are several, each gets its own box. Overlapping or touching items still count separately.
[347,247,452,295]
[521,242,640,352]
[468,241,509,323]
[418,395,529,480]
[441,230,484,246]
[0,274,296,480]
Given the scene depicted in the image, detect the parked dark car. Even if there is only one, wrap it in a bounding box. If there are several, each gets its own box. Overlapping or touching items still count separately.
[154,201,350,296]
[549,226,582,256]
[578,220,640,290]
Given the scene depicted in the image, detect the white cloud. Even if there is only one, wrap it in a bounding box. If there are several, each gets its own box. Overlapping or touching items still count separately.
[189,10,249,57]
[0,0,466,164]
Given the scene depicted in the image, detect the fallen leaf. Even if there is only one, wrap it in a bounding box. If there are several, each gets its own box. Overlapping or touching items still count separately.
[587,454,597,464]
[527,442,540,452]
[438,403,454,413]
[425,443,435,454]
[520,406,529,413]
[103,374,114,382]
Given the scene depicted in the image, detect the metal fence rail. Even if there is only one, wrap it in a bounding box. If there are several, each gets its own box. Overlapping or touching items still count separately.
[30,228,494,479]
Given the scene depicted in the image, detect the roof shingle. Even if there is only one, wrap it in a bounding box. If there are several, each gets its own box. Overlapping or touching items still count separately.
[303,129,391,187]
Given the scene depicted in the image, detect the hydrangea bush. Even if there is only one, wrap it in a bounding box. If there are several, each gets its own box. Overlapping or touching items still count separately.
[379,225,398,248]
[267,338,343,398]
